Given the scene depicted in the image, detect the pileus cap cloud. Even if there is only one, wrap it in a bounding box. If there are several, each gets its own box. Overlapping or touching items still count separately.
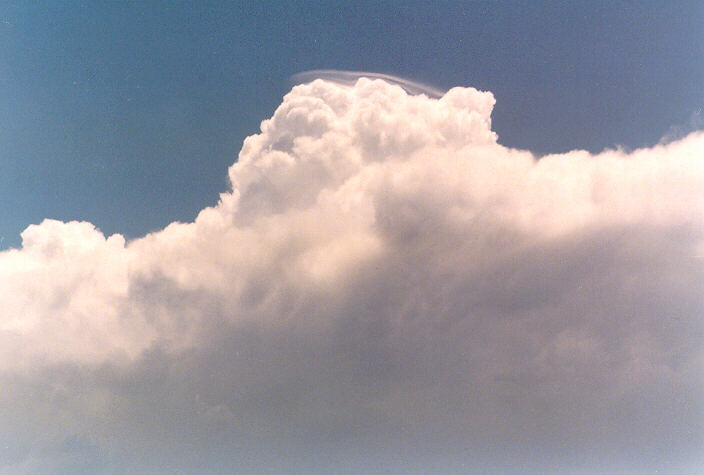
[290,69,447,98]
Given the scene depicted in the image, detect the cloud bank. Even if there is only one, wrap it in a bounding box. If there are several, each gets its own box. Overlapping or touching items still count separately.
[1,78,703,473]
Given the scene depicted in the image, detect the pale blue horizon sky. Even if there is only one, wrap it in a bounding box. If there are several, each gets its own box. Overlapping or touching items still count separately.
[1,1,703,248]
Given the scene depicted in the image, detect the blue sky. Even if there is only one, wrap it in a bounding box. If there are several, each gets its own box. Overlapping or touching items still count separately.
[1,1,702,248]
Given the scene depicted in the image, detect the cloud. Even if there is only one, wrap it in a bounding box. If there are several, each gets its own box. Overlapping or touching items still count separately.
[290,69,446,98]
[1,77,703,472]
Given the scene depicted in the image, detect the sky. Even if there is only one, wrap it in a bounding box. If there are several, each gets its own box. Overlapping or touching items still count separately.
[0,1,703,473]
[2,1,703,249]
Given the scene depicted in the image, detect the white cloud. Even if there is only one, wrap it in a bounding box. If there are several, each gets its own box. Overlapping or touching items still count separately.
[1,78,703,472]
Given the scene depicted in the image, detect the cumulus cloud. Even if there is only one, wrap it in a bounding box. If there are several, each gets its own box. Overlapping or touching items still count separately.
[1,77,703,472]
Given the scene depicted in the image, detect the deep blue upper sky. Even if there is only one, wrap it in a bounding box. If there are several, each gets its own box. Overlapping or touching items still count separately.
[1,1,702,248]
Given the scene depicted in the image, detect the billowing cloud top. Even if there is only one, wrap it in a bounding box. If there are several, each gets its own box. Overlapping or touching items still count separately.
[1,78,703,472]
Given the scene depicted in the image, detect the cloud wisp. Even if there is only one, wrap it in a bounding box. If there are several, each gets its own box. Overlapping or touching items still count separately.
[291,69,446,98]
[0,77,703,472]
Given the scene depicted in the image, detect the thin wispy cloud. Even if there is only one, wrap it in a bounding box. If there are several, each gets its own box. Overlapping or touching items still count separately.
[291,69,446,98]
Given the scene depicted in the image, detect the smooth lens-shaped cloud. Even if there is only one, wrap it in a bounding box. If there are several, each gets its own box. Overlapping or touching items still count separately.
[291,69,446,97]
